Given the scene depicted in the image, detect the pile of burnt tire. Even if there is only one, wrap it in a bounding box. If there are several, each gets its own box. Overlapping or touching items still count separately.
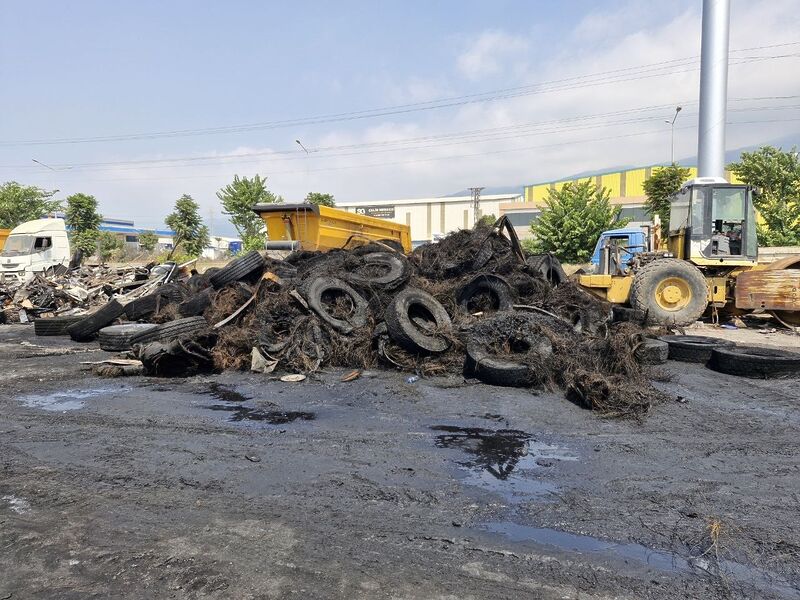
[658,335,800,379]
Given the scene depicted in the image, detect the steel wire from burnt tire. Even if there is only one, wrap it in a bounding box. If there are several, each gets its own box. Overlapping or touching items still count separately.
[302,276,369,335]
[456,274,515,314]
[33,315,84,336]
[346,252,410,291]
[658,335,736,363]
[708,346,800,378]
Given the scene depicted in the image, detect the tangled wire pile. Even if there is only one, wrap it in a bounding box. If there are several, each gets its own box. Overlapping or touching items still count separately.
[111,222,664,418]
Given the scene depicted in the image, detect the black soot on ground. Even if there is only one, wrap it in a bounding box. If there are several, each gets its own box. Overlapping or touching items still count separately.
[206,404,316,424]
[205,382,251,403]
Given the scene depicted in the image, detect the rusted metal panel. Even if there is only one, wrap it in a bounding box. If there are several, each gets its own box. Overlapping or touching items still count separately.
[735,268,800,310]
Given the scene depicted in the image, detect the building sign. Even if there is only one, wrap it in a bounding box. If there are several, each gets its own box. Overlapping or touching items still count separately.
[354,205,395,219]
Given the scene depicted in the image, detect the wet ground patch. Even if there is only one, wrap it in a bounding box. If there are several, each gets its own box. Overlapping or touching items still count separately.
[17,386,130,412]
[205,404,316,424]
[431,424,576,502]
[205,382,251,403]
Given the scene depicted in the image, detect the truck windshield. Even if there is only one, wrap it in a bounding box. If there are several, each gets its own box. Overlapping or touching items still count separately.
[1,235,35,256]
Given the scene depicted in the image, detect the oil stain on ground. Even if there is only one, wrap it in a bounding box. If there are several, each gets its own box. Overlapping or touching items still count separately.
[205,382,251,403]
[205,404,316,424]
[431,425,576,502]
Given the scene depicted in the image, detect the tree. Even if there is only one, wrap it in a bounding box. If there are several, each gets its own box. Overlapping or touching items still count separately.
[475,213,497,227]
[217,175,281,252]
[528,180,629,263]
[305,192,335,207]
[65,193,102,256]
[165,194,210,258]
[728,146,800,246]
[643,164,692,231]
[0,182,61,228]
[138,230,158,253]
[96,231,123,263]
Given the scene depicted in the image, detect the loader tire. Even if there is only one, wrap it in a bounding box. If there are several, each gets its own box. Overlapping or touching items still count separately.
[66,300,126,342]
[129,316,209,346]
[302,276,369,334]
[34,316,84,336]
[630,258,708,326]
[209,251,265,289]
[658,335,735,363]
[98,323,158,352]
[709,346,800,378]
[457,274,515,313]
[385,288,452,354]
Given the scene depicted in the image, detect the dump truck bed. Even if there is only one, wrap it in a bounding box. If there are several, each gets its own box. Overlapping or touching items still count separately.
[252,203,411,253]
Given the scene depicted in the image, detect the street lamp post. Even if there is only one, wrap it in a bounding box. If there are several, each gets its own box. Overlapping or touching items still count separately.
[665,106,682,164]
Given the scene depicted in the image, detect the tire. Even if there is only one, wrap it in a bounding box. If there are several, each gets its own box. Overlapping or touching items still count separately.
[709,346,800,378]
[124,284,185,320]
[66,300,126,342]
[302,276,369,334]
[377,239,405,253]
[465,333,552,387]
[631,259,708,326]
[209,251,265,289]
[611,305,644,323]
[98,323,158,352]
[526,254,567,286]
[178,288,215,317]
[456,274,515,313]
[129,316,209,346]
[384,287,452,353]
[347,252,410,290]
[34,316,84,336]
[634,339,669,365]
[658,335,736,363]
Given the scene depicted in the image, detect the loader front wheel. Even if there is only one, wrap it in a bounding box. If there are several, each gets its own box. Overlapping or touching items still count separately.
[631,259,708,326]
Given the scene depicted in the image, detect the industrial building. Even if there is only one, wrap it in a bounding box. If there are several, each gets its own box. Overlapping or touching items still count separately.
[502,165,743,239]
[338,193,523,245]
[99,218,175,250]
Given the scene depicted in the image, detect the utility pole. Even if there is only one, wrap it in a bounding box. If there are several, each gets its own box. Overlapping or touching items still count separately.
[469,187,484,224]
[665,106,682,164]
[697,0,730,179]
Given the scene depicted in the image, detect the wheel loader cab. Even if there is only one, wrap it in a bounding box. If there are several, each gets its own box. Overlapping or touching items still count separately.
[667,178,758,267]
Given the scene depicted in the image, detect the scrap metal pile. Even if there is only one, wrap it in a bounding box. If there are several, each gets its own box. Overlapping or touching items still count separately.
[24,223,670,417]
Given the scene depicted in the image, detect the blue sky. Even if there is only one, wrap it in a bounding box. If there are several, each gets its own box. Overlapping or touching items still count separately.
[1,1,799,236]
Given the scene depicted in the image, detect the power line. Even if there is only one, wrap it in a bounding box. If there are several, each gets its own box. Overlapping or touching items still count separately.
[45,117,800,185]
[2,42,798,147]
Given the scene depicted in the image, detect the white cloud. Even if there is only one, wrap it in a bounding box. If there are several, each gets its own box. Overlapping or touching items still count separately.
[456,30,529,81]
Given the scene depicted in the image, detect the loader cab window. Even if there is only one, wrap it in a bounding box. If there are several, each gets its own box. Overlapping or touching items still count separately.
[34,237,52,252]
[691,186,755,260]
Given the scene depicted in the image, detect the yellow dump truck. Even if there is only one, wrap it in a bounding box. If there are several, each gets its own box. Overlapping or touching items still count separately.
[252,203,412,253]
[0,229,9,249]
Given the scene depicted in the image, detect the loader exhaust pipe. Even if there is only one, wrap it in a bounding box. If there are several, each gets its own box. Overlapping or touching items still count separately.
[697,0,731,179]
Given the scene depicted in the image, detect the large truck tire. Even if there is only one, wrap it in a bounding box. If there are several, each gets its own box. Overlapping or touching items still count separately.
[129,316,209,346]
[66,300,126,342]
[34,316,84,337]
[209,251,265,289]
[709,346,800,378]
[658,335,736,363]
[630,258,708,326]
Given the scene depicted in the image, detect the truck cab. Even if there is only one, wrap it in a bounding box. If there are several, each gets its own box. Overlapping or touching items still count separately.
[590,227,650,275]
[0,218,71,283]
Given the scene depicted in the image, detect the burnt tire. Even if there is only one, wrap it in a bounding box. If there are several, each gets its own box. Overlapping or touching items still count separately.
[98,323,158,352]
[658,335,735,363]
[178,288,215,317]
[66,300,126,342]
[526,254,567,286]
[384,287,452,354]
[634,339,669,365]
[611,305,645,323]
[129,316,209,346]
[303,276,369,334]
[33,316,84,336]
[709,346,800,378]
[209,251,265,289]
[124,284,186,320]
[457,274,515,313]
[465,335,552,387]
[631,259,708,326]
[347,252,410,290]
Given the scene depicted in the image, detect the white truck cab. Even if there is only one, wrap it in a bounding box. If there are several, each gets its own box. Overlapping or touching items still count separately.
[0,218,72,283]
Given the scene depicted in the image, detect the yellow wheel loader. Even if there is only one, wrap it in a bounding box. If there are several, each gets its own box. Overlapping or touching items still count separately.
[578,177,800,327]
